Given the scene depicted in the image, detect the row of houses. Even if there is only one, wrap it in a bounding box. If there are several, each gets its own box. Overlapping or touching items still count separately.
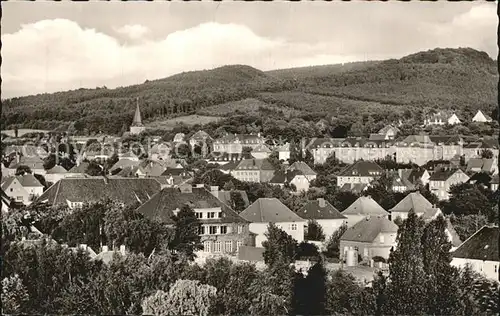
[424,109,493,126]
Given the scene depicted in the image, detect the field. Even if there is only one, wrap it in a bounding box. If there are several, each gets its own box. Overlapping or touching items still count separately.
[146,115,223,130]
[197,98,304,118]
[1,129,51,137]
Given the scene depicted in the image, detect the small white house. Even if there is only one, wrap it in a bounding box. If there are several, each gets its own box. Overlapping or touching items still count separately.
[239,198,306,247]
[296,198,347,239]
[1,174,44,205]
[341,196,389,228]
[447,114,461,125]
[451,226,498,281]
[472,110,493,123]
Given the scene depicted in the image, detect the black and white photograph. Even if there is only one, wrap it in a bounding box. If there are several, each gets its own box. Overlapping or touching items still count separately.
[1,1,499,315]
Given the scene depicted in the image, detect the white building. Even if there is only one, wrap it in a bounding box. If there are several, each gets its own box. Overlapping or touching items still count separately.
[341,196,389,228]
[451,226,498,282]
[239,198,306,247]
[296,198,347,239]
[1,174,44,205]
[336,160,384,188]
[428,168,470,200]
[472,110,493,123]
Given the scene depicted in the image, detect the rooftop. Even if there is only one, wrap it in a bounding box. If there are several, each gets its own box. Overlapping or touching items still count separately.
[452,226,498,261]
[341,216,398,243]
[239,198,305,223]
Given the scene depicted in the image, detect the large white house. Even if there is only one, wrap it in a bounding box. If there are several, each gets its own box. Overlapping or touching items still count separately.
[239,198,306,247]
[451,226,498,281]
[472,110,493,123]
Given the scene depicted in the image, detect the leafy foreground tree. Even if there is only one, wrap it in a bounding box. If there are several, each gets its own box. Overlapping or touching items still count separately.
[457,265,500,315]
[168,204,203,260]
[323,223,347,259]
[1,274,29,314]
[142,279,217,316]
[294,259,328,316]
[384,210,427,315]
[262,223,298,266]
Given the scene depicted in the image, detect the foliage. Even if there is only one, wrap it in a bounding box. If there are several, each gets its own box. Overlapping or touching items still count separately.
[1,274,29,314]
[448,213,489,241]
[326,269,375,315]
[229,190,247,213]
[262,223,298,267]
[168,204,203,260]
[15,165,32,175]
[480,149,494,159]
[323,223,347,258]
[142,279,217,316]
[442,183,496,222]
[305,219,326,241]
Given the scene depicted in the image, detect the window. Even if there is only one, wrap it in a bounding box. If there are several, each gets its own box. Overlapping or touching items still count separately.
[220,226,228,234]
[16,196,23,201]
[214,241,222,253]
[198,226,206,235]
[208,212,215,219]
[209,226,217,234]
[224,241,233,253]
[195,212,203,219]
[379,234,385,243]
[291,223,297,231]
[204,241,212,252]
[218,212,223,219]
[237,225,243,234]
[10,188,13,192]
[237,241,243,252]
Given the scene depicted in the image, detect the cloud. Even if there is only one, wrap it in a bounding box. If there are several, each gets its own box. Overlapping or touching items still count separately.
[114,24,149,40]
[2,7,497,99]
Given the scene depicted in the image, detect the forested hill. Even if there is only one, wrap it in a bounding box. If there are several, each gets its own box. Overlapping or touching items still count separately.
[2,47,497,135]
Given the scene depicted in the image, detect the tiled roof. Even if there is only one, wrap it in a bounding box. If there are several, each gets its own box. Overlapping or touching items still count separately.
[429,168,467,181]
[137,160,168,177]
[429,135,463,145]
[8,156,45,170]
[17,174,43,187]
[219,161,240,171]
[68,162,90,173]
[341,216,398,243]
[235,159,276,171]
[378,125,400,135]
[452,226,498,261]
[252,143,271,153]
[270,170,302,184]
[421,207,441,221]
[289,161,317,176]
[369,134,387,141]
[37,177,161,206]
[467,158,494,173]
[4,145,48,157]
[46,165,68,174]
[341,196,388,216]
[239,198,305,223]
[407,169,426,184]
[136,187,247,224]
[149,143,171,155]
[217,190,250,209]
[340,183,369,194]
[296,198,346,220]
[1,177,17,191]
[467,172,492,186]
[110,159,141,172]
[161,168,190,177]
[389,192,433,214]
[337,161,383,177]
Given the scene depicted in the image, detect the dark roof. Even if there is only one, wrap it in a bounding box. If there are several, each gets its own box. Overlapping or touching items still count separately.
[37,177,161,206]
[342,196,388,216]
[219,161,240,171]
[338,161,383,177]
[46,165,68,174]
[407,169,427,184]
[389,192,433,214]
[296,199,346,220]
[8,156,45,170]
[289,161,317,176]
[466,158,495,173]
[161,168,190,177]
[136,187,247,224]
[452,226,498,261]
[240,198,305,223]
[17,174,43,187]
[341,216,398,243]
[235,158,276,171]
[369,134,387,141]
[217,190,250,209]
[428,168,466,181]
[340,183,369,194]
[467,172,492,186]
[68,162,90,173]
[269,170,302,184]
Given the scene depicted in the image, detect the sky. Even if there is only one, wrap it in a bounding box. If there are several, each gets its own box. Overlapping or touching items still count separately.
[2,1,497,98]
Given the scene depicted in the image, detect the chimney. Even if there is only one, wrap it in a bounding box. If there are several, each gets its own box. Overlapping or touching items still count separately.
[317,198,326,208]
[120,245,126,256]
[102,245,109,252]
[210,185,219,198]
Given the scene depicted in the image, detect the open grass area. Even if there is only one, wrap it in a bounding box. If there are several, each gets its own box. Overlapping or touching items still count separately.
[145,115,223,130]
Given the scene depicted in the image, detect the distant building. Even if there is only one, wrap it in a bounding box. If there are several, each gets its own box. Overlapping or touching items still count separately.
[341,196,389,227]
[466,158,497,174]
[239,198,306,247]
[232,158,276,183]
[472,110,493,123]
[149,142,171,161]
[136,186,254,257]
[250,144,272,159]
[189,131,213,147]
[130,98,146,135]
[276,143,291,162]
[173,133,186,143]
[340,216,398,261]
[428,168,470,200]
[213,134,265,154]
[424,111,461,126]
[394,135,435,166]
[6,156,46,176]
[451,226,498,281]
[389,192,434,221]
[296,198,347,239]
[45,165,68,184]
[336,160,384,188]
[310,138,395,165]
[377,125,400,140]
[1,174,44,205]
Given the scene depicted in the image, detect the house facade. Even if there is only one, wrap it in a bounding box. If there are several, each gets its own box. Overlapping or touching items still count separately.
[232,158,275,183]
[429,168,470,200]
[341,196,389,227]
[1,174,44,205]
[340,216,398,261]
[389,192,434,221]
[310,138,395,165]
[336,160,384,188]
[296,198,346,238]
[213,134,265,154]
[239,198,306,247]
[472,110,493,123]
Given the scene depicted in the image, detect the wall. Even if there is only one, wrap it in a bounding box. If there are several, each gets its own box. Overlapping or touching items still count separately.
[316,218,346,239]
[340,232,397,261]
[337,176,374,188]
[4,179,29,204]
[250,221,306,247]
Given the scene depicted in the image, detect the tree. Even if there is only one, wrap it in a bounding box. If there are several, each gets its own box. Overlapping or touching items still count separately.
[15,165,32,175]
[326,269,374,315]
[480,149,494,159]
[323,223,347,259]
[142,280,217,316]
[229,191,247,213]
[449,213,489,241]
[442,183,494,220]
[222,180,235,191]
[297,260,328,316]
[169,204,203,260]
[305,219,325,241]
[85,161,103,176]
[262,223,298,267]
[1,274,29,314]
[384,210,427,315]
[421,215,464,315]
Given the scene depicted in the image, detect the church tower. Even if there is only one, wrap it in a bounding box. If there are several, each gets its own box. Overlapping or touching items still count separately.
[130,97,146,135]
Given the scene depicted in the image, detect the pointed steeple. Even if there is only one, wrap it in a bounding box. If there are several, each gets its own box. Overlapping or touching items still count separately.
[132,97,143,127]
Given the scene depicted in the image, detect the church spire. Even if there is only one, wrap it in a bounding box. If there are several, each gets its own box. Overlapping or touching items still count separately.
[132,97,143,126]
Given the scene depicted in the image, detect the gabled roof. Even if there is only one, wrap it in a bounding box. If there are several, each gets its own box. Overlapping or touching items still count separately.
[4,145,48,157]
[235,158,276,171]
[149,142,171,155]
[378,125,400,135]
[136,160,168,177]
[37,177,161,206]
[398,135,434,146]
[369,134,387,141]
[467,158,494,173]
[429,168,468,182]
[46,165,68,174]
[389,192,433,214]
[1,177,18,191]
[337,161,383,177]
[276,143,290,152]
[296,199,346,220]
[341,196,388,216]
[340,183,369,194]
[136,187,247,224]
[68,162,90,174]
[239,198,305,223]
[110,159,141,172]
[407,169,428,184]
[452,226,498,261]
[190,130,212,141]
[161,167,190,177]
[252,143,271,153]
[289,161,316,176]
[8,156,45,170]
[219,161,240,171]
[17,174,43,187]
[341,216,398,243]
[217,190,250,209]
